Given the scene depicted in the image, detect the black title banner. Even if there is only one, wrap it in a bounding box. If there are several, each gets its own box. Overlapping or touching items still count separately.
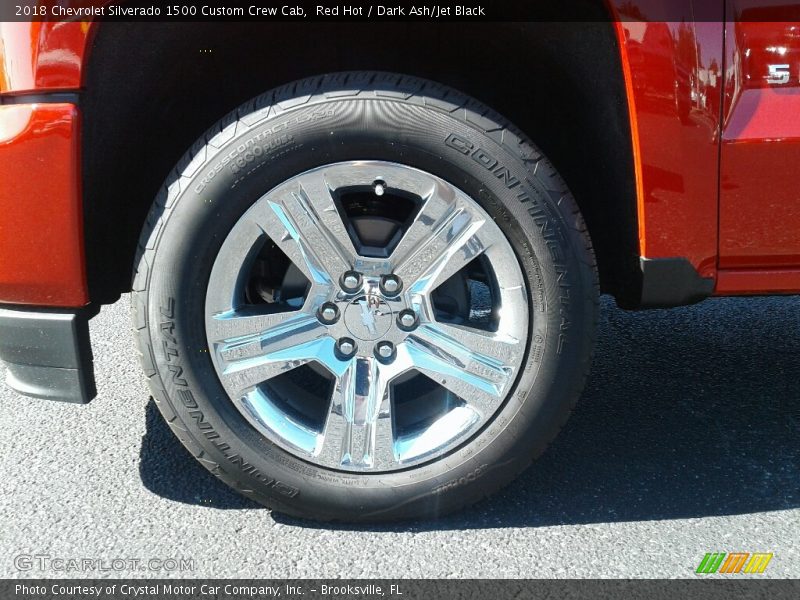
[2,0,793,22]
[2,0,594,22]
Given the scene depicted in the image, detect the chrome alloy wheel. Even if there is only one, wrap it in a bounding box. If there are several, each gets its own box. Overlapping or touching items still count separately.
[205,161,529,472]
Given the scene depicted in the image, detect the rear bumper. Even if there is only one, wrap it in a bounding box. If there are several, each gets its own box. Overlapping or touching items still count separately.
[0,306,96,404]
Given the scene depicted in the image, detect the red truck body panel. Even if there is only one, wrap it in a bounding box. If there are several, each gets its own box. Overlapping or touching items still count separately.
[0,103,88,305]
[1,3,800,307]
[612,11,724,280]
[717,0,800,293]
[0,21,91,306]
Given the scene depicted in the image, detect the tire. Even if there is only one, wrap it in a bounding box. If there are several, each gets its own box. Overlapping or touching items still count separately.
[132,71,598,522]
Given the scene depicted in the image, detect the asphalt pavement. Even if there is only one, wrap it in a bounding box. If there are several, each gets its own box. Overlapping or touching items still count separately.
[1,294,798,578]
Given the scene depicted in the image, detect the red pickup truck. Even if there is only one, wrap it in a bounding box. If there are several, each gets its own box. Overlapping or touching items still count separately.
[1,1,798,521]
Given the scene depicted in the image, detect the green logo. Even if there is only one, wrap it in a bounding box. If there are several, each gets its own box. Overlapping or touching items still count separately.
[696,552,773,574]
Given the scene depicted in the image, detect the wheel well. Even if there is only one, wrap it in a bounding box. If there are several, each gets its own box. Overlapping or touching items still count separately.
[82,15,641,306]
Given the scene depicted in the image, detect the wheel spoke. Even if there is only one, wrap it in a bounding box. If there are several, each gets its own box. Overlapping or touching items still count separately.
[391,183,488,294]
[207,309,303,343]
[211,311,329,398]
[254,173,358,285]
[316,357,396,469]
[403,323,522,415]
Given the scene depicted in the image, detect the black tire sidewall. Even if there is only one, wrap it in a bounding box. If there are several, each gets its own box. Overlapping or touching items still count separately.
[145,94,595,520]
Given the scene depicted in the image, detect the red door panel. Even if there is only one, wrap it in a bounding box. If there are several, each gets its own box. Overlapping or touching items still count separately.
[719,1,800,276]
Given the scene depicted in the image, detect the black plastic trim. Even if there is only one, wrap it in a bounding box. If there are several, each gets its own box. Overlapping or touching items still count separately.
[0,306,96,404]
[0,92,80,105]
[639,257,715,308]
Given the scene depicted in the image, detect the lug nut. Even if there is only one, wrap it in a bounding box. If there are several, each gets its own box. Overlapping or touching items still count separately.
[374,179,386,197]
[375,341,395,361]
[398,309,418,330]
[380,274,402,296]
[318,302,339,324]
[340,271,363,293]
[337,338,357,358]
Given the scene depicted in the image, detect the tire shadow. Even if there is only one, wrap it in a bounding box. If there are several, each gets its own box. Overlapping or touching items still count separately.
[138,398,261,510]
[139,296,800,528]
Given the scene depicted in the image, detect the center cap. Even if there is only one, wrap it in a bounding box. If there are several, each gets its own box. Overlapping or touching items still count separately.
[344,294,393,341]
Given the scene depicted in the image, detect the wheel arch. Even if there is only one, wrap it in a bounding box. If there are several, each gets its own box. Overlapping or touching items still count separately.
[81,14,642,307]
